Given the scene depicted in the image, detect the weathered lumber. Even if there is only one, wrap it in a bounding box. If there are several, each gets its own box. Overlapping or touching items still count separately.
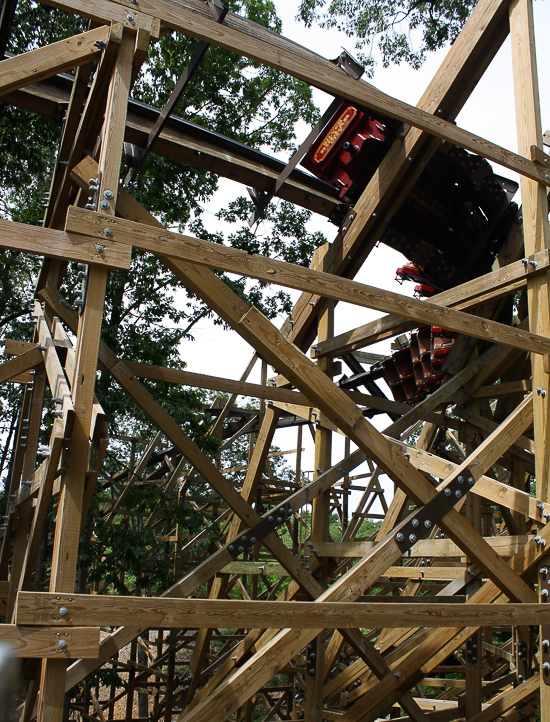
[313,251,549,358]
[65,207,550,357]
[15,592,550,630]
[0,217,131,268]
[0,625,99,658]
[0,26,109,97]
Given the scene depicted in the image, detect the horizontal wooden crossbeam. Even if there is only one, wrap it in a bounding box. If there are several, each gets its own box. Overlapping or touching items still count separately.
[0,217,131,268]
[0,624,100,657]
[15,592,550,629]
[65,207,550,356]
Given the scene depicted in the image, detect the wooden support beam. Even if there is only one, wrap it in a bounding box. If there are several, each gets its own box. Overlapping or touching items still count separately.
[0,625,99,658]
[52,0,549,183]
[314,535,531,560]
[0,217,130,268]
[0,347,44,384]
[18,593,550,629]
[38,0,160,35]
[313,251,549,359]
[65,207,550,357]
[0,26,109,96]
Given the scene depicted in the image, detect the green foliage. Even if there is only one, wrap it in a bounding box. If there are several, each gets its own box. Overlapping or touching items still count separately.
[297,0,475,74]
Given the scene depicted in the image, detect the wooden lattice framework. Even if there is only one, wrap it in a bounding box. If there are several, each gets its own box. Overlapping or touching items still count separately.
[1,0,550,720]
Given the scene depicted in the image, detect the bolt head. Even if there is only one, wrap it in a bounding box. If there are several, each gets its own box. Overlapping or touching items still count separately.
[396,533,404,542]
[99,200,109,209]
[95,244,104,253]
[457,475,464,483]
[59,606,68,617]
[455,490,462,498]
[444,488,451,497]
[104,228,112,236]
[424,520,432,528]
[58,639,68,649]
[126,13,135,21]
[409,534,417,543]
[411,518,419,528]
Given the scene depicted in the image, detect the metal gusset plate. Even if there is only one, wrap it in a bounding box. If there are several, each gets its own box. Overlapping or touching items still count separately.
[395,467,474,553]
[228,502,293,558]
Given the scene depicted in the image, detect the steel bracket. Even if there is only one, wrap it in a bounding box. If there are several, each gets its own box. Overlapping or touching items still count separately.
[516,640,528,684]
[330,49,364,80]
[540,566,550,685]
[227,502,293,558]
[395,468,474,553]
[306,640,317,676]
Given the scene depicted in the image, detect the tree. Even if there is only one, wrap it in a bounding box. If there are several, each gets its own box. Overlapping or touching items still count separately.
[0,0,326,477]
[297,0,476,74]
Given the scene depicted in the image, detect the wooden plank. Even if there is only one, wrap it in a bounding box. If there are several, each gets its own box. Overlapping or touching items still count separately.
[313,251,549,358]
[65,207,550,357]
[0,217,130,269]
[0,625,99,658]
[80,0,549,184]
[314,536,530,559]
[0,347,43,384]
[36,30,136,722]
[511,0,550,507]
[38,0,160,35]
[0,26,109,96]
[16,593,550,629]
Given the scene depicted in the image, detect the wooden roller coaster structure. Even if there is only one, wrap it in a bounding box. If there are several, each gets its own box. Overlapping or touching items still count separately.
[1,0,550,720]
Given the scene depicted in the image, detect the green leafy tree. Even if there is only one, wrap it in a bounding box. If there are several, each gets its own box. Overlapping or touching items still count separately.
[297,0,475,74]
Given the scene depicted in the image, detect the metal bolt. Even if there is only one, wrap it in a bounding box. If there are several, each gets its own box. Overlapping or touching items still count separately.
[542,639,550,648]
[455,490,462,498]
[95,244,104,253]
[250,537,257,543]
[104,228,112,236]
[242,536,247,542]
[393,671,400,678]
[228,544,234,551]
[543,662,550,672]
[99,199,109,209]
[424,520,432,528]
[409,534,417,544]
[268,516,273,522]
[457,475,464,484]
[59,607,68,617]
[396,533,404,542]
[85,204,95,210]
[444,488,451,497]
[522,258,529,266]
[238,546,244,553]
[58,639,68,650]
[126,13,135,21]
[468,477,475,486]
[541,567,548,576]
[541,588,549,598]
[534,535,542,544]
[412,519,419,528]
[530,260,538,268]
[341,227,347,234]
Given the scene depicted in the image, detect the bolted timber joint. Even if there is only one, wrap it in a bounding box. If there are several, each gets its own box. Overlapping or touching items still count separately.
[228,502,293,558]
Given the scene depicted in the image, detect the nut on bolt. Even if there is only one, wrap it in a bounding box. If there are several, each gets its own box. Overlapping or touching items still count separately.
[96,244,105,253]
[57,639,68,650]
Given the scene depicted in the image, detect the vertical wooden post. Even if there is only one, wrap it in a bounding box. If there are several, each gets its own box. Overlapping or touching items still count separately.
[510,1,550,717]
[36,29,135,722]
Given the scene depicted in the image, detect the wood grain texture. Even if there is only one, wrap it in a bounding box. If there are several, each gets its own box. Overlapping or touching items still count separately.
[0,26,109,97]
[0,217,131,268]
[65,207,550,356]
[0,625,99,657]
